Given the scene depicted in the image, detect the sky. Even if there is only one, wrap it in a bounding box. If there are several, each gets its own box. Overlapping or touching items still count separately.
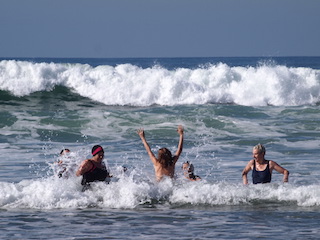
[1,0,320,58]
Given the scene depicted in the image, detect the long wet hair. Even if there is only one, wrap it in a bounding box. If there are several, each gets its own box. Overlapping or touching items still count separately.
[157,148,173,167]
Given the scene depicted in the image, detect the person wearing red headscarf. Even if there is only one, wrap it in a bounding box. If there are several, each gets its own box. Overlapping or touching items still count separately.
[76,145,111,190]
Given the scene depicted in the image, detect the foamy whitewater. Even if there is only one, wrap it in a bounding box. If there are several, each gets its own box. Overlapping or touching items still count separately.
[1,58,319,106]
[0,57,320,239]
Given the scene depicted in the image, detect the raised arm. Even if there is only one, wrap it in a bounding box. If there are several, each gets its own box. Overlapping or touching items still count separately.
[137,129,157,164]
[173,125,184,164]
[270,160,289,183]
[242,160,254,185]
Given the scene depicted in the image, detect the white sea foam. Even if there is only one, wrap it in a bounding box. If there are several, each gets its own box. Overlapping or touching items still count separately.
[1,171,320,209]
[1,60,319,106]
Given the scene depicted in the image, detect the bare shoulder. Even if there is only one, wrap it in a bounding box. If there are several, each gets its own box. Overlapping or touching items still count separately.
[268,160,283,169]
[80,159,93,167]
[247,159,255,166]
[268,160,278,167]
[268,160,288,174]
[82,158,90,163]
[242,159,254,174]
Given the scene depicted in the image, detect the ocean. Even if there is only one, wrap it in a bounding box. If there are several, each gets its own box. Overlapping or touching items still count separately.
[0,57,320,239]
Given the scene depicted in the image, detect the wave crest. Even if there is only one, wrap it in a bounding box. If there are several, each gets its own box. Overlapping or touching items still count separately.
[1,60,319,106]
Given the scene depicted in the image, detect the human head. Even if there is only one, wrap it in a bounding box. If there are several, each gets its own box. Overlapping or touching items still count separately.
[182,161,194,173]
[60,149,70,155]
[252,144,266,161]
[92,145,104,157]
[253,144,266,155]
[158,148,173,167]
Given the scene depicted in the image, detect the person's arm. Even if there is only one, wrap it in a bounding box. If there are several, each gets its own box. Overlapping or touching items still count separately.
[173,125,184,164]
[270,161,289,182]
[76,159,92,176]
[137,129,157,164]
[242,160,254,185]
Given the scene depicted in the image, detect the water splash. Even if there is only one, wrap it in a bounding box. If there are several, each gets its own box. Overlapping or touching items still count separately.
[1,60,319,106]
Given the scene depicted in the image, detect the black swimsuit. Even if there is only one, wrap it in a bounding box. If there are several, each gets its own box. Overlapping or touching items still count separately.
[252,160,272,184]
[81,160,110,186]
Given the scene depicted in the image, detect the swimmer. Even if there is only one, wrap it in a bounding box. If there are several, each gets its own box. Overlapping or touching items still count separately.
[137,125,184,181]
[242,143,289,184]
[56,148,70,178]
[58,148,70,164]
[182,161,201,181]
[76,145,111,190]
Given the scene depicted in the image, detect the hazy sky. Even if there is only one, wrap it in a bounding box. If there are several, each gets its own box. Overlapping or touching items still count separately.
[1,0,319,58]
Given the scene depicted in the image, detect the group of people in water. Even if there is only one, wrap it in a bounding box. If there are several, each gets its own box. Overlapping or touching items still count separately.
[56,125,289,190]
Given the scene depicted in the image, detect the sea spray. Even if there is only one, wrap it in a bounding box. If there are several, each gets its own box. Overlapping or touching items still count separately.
[2,171,320,209]
[1,60,319,106]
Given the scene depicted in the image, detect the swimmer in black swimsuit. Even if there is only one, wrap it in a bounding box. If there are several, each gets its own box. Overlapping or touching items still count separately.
[242,144,289,184]
[76,145,111,191]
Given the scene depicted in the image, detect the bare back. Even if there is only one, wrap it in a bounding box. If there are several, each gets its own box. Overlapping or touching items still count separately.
[152,155,179,181]
[153,161,175,181]
[138,125,184,182]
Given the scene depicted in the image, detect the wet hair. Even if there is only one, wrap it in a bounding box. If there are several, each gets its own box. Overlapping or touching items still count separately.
[60,149,70,155]
[157,148,173,167]
[253,143,266,155]
[92,145,104,156]
[188,163,194,172]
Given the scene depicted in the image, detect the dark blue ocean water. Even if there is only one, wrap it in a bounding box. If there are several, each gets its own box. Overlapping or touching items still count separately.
[6,56,320,69]
[0,57,320,239]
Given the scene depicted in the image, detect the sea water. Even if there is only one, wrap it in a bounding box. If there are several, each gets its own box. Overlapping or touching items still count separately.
[0,57,320,239]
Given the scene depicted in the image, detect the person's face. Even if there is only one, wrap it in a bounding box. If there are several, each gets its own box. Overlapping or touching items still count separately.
[97,152,104,161]
[252,149,264,161]
[182,163,189,171]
